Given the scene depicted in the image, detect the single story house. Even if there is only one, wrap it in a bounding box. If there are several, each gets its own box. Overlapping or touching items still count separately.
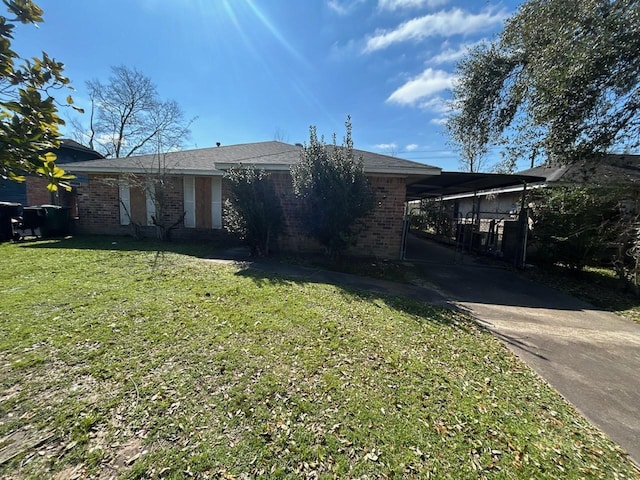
[51,141,441,259]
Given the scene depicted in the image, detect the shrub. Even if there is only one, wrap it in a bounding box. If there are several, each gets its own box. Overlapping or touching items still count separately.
[224,165,284,257]
[291,118,375,259]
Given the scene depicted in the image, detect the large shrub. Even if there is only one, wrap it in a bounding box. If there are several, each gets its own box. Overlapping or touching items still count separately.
[528,186,624,270]
[224,165,284,257]
[291,118,375,259]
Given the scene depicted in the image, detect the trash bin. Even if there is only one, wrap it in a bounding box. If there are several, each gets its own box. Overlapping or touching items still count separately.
[0,202,22,242]
[21,206,46,237]
[39,204,71,237]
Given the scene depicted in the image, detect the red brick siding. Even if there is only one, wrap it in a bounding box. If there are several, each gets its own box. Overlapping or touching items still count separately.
[76,171,407,258]
[26,177,52,205]
[75,174,126,235]
[225,172,406,259]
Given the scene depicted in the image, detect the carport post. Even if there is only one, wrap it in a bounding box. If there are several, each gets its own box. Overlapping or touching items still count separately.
[517,181,529,269]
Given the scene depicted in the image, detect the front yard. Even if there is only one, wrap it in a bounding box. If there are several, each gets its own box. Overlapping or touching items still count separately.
[0,237,637,478]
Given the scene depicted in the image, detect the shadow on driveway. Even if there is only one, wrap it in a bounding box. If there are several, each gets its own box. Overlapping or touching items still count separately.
[405,233,640,466]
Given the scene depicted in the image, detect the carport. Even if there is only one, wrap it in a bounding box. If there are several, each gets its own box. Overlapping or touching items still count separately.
[403,172,546,267]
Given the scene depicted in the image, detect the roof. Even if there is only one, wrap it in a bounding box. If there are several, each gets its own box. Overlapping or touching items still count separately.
[59,139,104,158]
[406,172,546,201]
[66,141,440,177]
[517,154,640,186]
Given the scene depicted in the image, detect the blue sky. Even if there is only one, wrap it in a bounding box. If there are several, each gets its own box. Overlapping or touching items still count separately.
[12,0,522,171]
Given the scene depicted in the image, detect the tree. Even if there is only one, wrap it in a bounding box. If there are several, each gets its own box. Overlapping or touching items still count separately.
[105,124,191,241]
[0,0,78,191]
[75,66,191,158]
[447,0,640,167]
[528,186,624,270]
[224,165,284,257]
[291,117,375,259]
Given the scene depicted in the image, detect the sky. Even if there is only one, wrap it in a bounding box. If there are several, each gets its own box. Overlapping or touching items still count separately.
[12,0,524,171]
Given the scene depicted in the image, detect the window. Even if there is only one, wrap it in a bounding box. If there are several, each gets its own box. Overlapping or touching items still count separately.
[118,178,156,226]
[183,176,222,229]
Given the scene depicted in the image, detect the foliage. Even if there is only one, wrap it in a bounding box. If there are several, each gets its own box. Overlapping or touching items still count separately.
[0,236,638,478]
[447,0,640,166]
[0,0,79,191]
[74,65,192,158]
[528,186,625,270]
[224,165,284,256]
[410,198,455,238]
[611,195,640,288]
[291,117,375,259]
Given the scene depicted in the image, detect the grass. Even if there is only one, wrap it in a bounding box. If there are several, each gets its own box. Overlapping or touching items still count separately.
[523,264,640,324]
[0,236,638,479]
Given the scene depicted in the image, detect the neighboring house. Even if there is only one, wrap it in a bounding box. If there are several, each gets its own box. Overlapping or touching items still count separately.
[418,154,640,263]
[64,141,441,259]
[453,154,640,222]
[0,139,104,206]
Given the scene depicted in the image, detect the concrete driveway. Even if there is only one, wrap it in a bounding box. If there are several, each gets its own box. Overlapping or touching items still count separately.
[405,234,640,466]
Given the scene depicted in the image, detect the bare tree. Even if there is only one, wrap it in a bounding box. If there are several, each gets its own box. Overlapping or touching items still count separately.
[74,66,193,158]
[273,126,289,143]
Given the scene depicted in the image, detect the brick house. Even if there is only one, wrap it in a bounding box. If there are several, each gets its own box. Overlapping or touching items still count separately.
[1,139,103,207]
[64,141,440,259]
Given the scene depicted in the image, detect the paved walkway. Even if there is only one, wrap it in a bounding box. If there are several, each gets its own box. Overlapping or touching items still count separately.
[214,237,640,466]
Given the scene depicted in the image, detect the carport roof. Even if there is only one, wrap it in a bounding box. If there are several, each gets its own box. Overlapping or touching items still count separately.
[406,171,546,200]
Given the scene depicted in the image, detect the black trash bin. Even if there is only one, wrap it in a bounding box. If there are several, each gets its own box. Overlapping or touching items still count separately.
[21,206,46,237]
[39,204,71,237]
[0,202,22,242]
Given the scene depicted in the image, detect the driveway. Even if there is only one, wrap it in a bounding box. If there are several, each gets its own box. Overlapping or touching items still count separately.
[405,234,640,466]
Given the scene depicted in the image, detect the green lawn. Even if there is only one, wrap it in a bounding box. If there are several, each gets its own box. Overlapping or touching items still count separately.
[523,265,640,324]
[0,237,637,479]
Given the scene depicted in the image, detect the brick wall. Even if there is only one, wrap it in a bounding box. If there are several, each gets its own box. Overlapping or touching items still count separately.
[355,175,407,258]
[76,171,408,258]
[75,174,127,235]
[26,177,52,205]
[248,172,406,259]
[76,174,229,241]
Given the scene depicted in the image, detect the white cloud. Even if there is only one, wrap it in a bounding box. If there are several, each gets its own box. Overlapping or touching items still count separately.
[387,68,455,106]
[327,0,365,15]
[405,143,419,151]
[417,96,452,113]
[375,142,398,150]
[430,117,448,125]
[363,8,507,53]
[429,41,483,64]
[378,0,449,11]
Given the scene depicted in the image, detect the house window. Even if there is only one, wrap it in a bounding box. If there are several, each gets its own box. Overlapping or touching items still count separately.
[183,176,222,229]
[118,178,156,226]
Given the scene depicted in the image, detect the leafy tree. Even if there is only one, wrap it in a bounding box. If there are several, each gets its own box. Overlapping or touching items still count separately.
[0,0,78,191]
[74,65,192,158]
[224,165,284,257]
[528,186,624,270]
[448,0,640,167]
[291,118,375,259]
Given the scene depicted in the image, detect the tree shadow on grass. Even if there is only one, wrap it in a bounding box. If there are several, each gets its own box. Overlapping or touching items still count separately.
[234,264,460,327]
[523,265,640,320]
[14,234,242,260]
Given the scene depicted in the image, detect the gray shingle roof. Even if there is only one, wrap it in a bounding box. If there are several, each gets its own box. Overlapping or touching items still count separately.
[66,141,440,176]
[518,154,640,186]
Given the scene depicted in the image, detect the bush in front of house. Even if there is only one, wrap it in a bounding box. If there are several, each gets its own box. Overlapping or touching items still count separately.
[291,118,375,260]
[224,165,284,257]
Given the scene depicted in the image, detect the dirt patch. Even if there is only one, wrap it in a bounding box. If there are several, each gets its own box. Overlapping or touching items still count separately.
[98,438,145,479]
